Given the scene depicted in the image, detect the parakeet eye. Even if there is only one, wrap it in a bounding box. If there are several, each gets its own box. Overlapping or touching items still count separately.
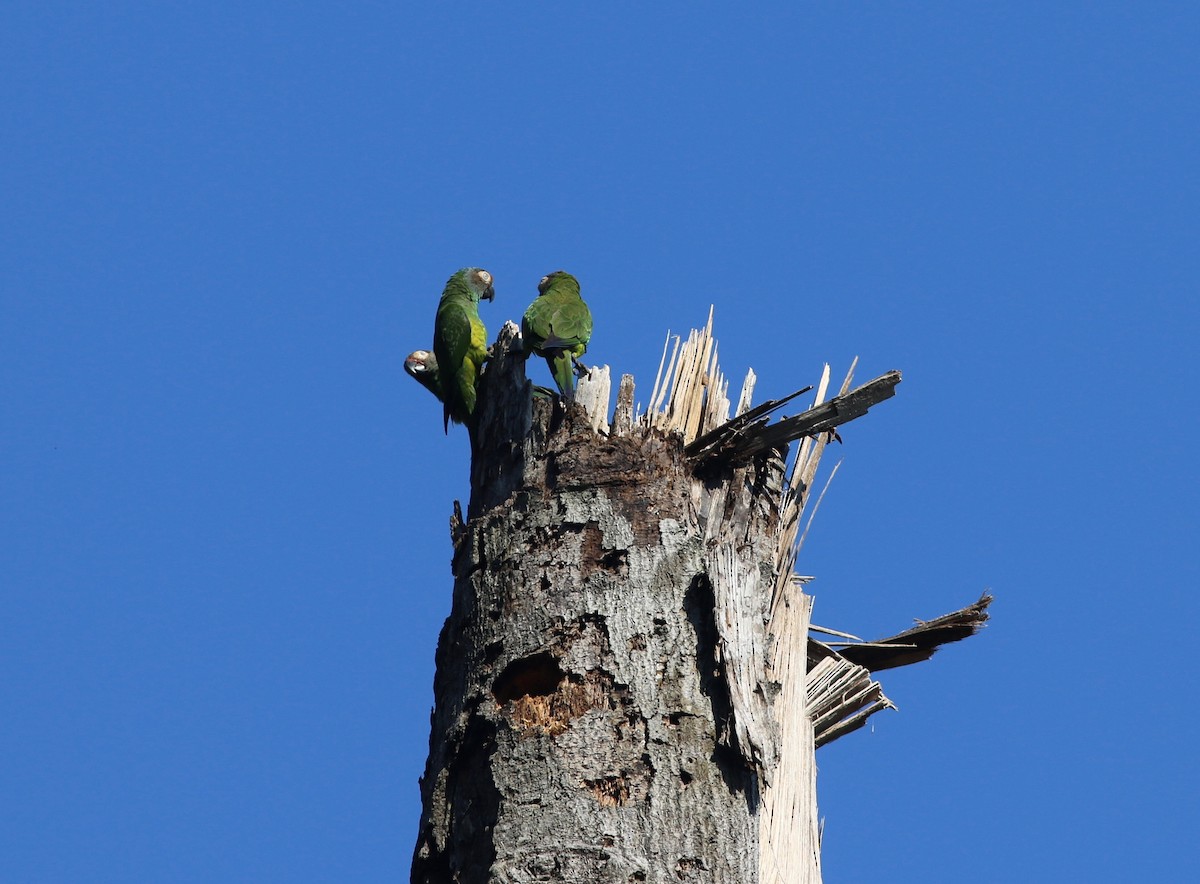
[477,270,492,285]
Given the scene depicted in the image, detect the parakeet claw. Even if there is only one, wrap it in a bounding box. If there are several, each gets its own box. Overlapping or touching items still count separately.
[572,358,591,379]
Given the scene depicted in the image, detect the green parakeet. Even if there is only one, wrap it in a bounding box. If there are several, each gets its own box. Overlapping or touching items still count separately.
[432,267,495,431]
[521,270,592,401]
[406,348,556,405]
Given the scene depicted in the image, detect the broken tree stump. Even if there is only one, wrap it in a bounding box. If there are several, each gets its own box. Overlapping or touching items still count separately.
[411,311,985,884]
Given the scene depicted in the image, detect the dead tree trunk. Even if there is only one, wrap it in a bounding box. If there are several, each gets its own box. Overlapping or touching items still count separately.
[411,313,946,883]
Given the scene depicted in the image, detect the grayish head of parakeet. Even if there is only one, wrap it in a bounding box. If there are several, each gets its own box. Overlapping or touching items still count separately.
[404,349,442,400]
[522,270,592,401]
[460,267,495,303]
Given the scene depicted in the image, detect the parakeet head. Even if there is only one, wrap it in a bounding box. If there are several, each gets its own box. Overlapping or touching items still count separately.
[537,270,579,296]
[405,348,443,400]
[443,267,495,303]
[404,349,437,379]
[464,267,495,302]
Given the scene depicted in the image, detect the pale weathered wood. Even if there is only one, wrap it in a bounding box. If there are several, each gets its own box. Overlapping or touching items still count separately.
[612,374,635,436]
[805,643,895,749]
[647,333,680,426]
[736,367,757,418]
[575,364,611,434]
[760,589,821,884]
[808,623,864,641]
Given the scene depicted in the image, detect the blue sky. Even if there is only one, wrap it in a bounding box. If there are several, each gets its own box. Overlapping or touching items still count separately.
[3,2,1197,880]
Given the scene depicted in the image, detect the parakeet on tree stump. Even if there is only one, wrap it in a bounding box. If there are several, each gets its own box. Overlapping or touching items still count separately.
[521,270,592,402]
[432,267,494,431]
[406,348,555,404]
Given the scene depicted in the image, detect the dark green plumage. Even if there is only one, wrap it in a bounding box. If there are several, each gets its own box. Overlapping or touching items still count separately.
[432,268,494,431]
[521,270,592,401]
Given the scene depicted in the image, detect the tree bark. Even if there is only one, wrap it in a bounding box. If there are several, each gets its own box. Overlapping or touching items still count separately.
[411,320,898,883]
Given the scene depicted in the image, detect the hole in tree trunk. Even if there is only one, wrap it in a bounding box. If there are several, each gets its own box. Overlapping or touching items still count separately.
[491,652,565,704]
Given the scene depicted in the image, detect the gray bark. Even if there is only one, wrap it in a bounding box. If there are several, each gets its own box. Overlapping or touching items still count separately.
[412,325,788,883]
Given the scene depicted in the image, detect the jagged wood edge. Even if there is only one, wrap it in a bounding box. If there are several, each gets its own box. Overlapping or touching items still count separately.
[685,371,902,468]
[833,593,994,673]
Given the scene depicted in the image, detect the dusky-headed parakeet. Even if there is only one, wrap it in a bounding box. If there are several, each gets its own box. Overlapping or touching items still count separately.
[406,348,556,405]
[432,267,494,431]
[404,349,441,399]
[521,270,592,401]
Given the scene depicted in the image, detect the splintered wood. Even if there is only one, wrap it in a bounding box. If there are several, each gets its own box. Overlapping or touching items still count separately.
[760,589,822,884]
[643,307,732,441]
[574,365,611,434]
[807,652,896,749]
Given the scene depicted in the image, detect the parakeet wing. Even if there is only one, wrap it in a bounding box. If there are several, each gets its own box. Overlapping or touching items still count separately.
[524,299,591,352]
[434,300,472,382]
[540,301,592,351]
[433,297,478,428]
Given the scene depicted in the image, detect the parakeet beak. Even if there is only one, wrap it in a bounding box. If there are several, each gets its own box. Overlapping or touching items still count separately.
[482,284,496,302]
